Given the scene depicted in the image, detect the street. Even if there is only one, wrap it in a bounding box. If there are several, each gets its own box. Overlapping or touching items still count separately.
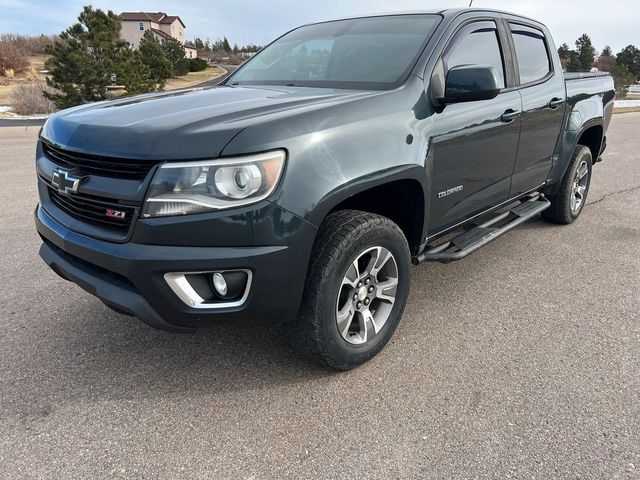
[0,114,639,479]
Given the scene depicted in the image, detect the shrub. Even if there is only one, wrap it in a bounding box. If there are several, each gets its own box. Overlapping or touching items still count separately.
[189,57,208,72]
[0,40,29,75]
[11,80,56,115]
[612,64,635,98]
[25,35,58,54]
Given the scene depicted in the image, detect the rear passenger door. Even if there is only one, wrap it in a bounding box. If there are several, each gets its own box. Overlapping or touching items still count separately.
[507,22,566,197]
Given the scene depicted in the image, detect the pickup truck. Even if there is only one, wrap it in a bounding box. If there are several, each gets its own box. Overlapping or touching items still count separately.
[35,9,614,369]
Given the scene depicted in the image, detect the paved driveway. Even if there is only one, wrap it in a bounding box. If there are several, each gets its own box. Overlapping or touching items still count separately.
[1,114,639,479]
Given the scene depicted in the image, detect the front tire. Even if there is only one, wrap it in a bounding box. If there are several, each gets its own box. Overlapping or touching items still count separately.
[543,144,593,224]
[284,210,411,370]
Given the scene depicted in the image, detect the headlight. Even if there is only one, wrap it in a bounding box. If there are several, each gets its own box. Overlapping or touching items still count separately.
[143,150,286,217]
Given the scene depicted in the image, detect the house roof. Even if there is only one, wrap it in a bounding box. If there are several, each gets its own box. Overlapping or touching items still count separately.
[150,28,172,40]
[184,42,197,50]
[160,15,185,27]
[120,12,186,28]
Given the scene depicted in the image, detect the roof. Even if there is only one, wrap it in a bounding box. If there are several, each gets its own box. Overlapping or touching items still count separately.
[305,9,540,27]
[150,28,172,40]
[160,15,185,28]
[184,42,197,50]
[120,12,186,28]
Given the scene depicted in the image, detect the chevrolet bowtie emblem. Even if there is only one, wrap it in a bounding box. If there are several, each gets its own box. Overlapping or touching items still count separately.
[51,168,87,195]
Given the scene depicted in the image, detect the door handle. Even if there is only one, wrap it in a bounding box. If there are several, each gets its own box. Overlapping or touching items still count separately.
[548,97,564,109]
[501,109,520,123]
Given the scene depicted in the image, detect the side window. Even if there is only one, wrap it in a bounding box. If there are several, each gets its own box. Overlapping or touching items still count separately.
[510,24,551,84]
[139,22,144,31]
[443,21,506,89]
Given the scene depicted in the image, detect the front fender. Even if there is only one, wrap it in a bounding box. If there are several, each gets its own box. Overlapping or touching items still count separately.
[306,164,429,229]
[220,78,431,230]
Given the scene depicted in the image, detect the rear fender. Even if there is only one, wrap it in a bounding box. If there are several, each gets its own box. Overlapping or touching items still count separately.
[545,96,606,192]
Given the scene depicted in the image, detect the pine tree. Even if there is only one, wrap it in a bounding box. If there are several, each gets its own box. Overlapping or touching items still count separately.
[161,36,189,76]
[575,34,596,71]
[44,6,154,109]
[616,45,640,81]
[557,43,571,60]
[596,45,616,73]
[139,30,172,87]
[119,54,156,95]
[222,36,231,53]
[612,63,634,97]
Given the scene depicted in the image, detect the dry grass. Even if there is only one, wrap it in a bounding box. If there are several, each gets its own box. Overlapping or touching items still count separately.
[164,66,226,90]
[11,79,55,115]
[0,54,49,104]
[614,107,640,114]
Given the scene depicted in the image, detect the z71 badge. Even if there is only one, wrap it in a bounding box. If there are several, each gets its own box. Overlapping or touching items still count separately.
[105,209,127,219]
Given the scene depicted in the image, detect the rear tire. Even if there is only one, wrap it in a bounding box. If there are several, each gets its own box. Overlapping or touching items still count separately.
[543,145,592,224]
[284,210,411,370]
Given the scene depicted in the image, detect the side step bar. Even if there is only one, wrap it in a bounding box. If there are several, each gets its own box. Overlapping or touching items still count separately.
[412,194,551,265]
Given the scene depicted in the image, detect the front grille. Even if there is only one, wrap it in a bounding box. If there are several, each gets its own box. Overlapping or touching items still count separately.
[42,142,159,180]
[47,186,136,232]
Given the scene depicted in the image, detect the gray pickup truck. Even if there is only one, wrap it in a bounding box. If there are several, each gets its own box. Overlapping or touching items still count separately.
[35,9,614,369]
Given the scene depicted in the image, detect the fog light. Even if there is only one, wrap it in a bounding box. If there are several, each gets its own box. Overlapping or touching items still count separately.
[212,272,228,296]
[210,270,249,301]
[165,269,251,309]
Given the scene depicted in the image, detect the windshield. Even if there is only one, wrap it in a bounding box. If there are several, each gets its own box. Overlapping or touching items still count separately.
[228,15,441,90]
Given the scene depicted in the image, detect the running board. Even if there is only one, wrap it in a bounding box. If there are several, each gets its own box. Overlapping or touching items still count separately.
[412,195,551,264]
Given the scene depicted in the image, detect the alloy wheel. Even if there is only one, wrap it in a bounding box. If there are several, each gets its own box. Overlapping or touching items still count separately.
[335,246,399,345]
[571,159,589,213]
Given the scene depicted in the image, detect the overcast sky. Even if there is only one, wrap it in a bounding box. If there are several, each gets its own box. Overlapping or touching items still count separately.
[1,0,637,53]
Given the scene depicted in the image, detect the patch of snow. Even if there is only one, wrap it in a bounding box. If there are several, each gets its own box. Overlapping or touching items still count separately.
[0,106,14,113]
[0,109,51,120]
[615,100,640,108]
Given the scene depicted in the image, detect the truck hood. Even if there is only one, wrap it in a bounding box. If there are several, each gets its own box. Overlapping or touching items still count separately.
[41,85,376,160]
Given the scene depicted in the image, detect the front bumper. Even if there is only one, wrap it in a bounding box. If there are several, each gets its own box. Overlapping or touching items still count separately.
[35,204,316,332]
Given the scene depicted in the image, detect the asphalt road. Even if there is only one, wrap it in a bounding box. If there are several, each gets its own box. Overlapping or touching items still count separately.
[199,64,239,86]
[1,114,639,479]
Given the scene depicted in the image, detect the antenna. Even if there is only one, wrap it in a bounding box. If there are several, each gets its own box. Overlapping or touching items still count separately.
[469,0,474,6]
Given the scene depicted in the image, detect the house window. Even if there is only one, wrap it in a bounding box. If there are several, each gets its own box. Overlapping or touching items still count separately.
[139,22,144,31]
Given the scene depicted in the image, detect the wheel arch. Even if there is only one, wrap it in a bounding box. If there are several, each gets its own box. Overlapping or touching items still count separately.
[576,123,604,161]
[310,168,429,255]
[546,118,604,195]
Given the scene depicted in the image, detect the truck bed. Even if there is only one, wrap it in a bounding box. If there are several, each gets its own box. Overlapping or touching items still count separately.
[564,71,611,81]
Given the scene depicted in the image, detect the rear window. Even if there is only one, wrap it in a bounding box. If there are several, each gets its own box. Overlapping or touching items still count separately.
[510,24,551,84]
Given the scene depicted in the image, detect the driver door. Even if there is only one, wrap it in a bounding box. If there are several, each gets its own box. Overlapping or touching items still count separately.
[427,20,522,234]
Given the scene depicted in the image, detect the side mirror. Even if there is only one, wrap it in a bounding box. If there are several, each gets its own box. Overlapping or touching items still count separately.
[441,65,501,104]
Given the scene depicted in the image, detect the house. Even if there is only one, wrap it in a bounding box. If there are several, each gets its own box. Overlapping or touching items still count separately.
[120,12,196,58]
[184,42,198,59]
